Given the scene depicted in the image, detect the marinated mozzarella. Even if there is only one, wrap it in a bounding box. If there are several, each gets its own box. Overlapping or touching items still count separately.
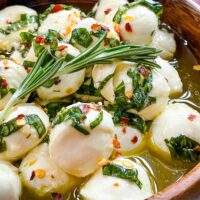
[0,59,28,110]
[80,157,154,200]
[155,57,182,96]
[0,6,38,51]
[36,43,85,100]
[0,103,50,161]
[94,0,128,25]
[119,5,158,45]
[151,103,200,157]
[150,29,176,60]
[38,8,81,41]
[19,143,78,196]
[0,161,21,200]
[49,102,114,177]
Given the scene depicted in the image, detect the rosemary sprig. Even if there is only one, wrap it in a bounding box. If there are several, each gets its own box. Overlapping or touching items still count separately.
[0,31,160,123]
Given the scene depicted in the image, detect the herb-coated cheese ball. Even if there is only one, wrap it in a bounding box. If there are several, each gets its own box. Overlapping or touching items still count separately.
[0,161,21,200]
[150,29,176,60]
[94,0,128,25]
[155,57,182,96]
[49,102,114,177]
[80,157,154,200]
[151,103,200,160]
[0,103,50,161]
[119,6,158,45]
[36,43,85,100]
[0,58,28,110]
[0,6,38,51]
[19,143,78,196]
[38,8,82,41]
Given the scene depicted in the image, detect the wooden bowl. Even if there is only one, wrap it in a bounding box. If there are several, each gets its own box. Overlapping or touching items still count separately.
[0,0,200,199]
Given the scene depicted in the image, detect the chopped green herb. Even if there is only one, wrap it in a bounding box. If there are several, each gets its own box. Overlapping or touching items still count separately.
[20,31,35,42]
[113,6,127,24]
[23,60,35,68]
[90,111,103,129]
[165,135,200,163]
[70,28,93,48]
[108,38,120,48]
[103,163,142,189]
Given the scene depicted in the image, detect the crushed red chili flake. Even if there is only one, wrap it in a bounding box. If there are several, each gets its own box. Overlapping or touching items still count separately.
[58,45,67,51]
[131,136,138,144]
[35,36,45,44]
[54,77,61,85]
[1,79,8,88]
[25,67,32,73]
[17,114,24,119]
[120,116,129,125]
[30,171,35,181]
[140,67,149,77]
[104,8,112,15]
[80,104,90,114]
[188,114,196,121]
[51,193,63,200]
[125,22,132,32]
[115,151,122,157]
[113,134,121,149]
[91,23,102,32]
[51,174,55,179]
[122,127,126,134]
[193,145,200,152]
[51,4,63,13]
[104,38,109,46]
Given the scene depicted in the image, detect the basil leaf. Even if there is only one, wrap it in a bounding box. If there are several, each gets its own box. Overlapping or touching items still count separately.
[90,111,103,129]
[70,28,93,48]
[165,135,200,163]
[103,163,142,189]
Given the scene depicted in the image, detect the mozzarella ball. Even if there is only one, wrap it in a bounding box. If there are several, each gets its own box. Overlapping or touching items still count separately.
[49,102,114,177]
[119,6,158,45]
[36,43,85,100]
[0,6,38,51]
[155,57,182,96]
[113,126,144,153]
[38,8,81,41]
[94,0,128,25]
[92,62,117,103]
[19,143,78,196]
[0,103,50,161]
[80,157,154,200]
[0,161,21,200]
[150,29,176,60]
[0,59,28,110]
[151,103,200,156]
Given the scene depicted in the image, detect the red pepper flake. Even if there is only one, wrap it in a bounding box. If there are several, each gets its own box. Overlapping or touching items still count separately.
[59,45,67,51]
[25,66,32,73]
[17,114,24,119]
[104,8,112,15]
[140,67,149,77]
[51,174,55,179]
[113,182,119,187]
[80,104,90,114]
[51,193,63,200]
[30,171,35,181]
[1,79,8,88]
[125,22,132,32]
[91,23,102,32]
[113,134,121,149]
[122,127,126,134]
[120,116,129,125]
[131,136,138,144]
[35,36,45,44]
[104,38,109,46]
[51,4,63,13]
[115,151,122,157]
[53,77,61,85]
[188,114,196,121]
[193,145,200,152]
[4,66,9,70]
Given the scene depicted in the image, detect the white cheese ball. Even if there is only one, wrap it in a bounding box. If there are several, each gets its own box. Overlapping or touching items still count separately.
[19,143,78,196]
[0,6,38,51]
[36,43,85,100]
[113,126,144,153]
[49,102,115,177]
[38,8,81,41]
[0,103,50,161]
[150,29,176,60]
[0,59,28,110]
[119,6,158,45]
[155,57,182,96]
[94,0,128,25]
[151,103,200,155]
[80,157,154,200]
[0,161,21,200]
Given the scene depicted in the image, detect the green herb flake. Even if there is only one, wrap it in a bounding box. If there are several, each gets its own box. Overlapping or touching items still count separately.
[98,74,114,90]
[103,163,142,189]
[90,111,103,129]
[165,135,200,163]
[70,28,93,48]
[113,6,127,24]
